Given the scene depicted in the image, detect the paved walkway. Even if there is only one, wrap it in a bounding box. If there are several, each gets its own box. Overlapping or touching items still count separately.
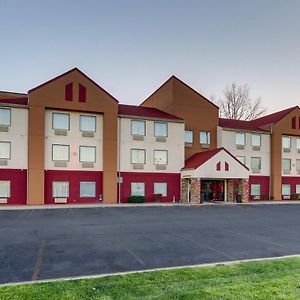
[1,204,300,284]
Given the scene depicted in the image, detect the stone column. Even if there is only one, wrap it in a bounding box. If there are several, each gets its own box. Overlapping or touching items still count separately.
[239,179,249,203]
[181,179,189,203]
[227,179,234,202]
[190,178,201,203]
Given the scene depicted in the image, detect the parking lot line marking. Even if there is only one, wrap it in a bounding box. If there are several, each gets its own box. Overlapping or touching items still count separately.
[32,240,45,281]
[171,231,235,261]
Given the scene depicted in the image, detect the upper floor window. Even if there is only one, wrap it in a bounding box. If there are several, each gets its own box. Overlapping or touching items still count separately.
[184,130,193,143]
[80,115,96,132]
[251,157,261,171]
[296,159,300,173]
[297,138,300,150]
[154,122,167,137]
[52,113,70,130]
[200,131,211,145]
[79,146,96,163]
[131,120,145,136]
[0,142,10,160]
[236,156,246,165]
[154,150,168,165]
[282,136,291,151]
[52,144,69,161]
[251,134,261,147]
[235,132,245,146]
[131,149,146,164]
[0,108,11,126]
[282,158,291,173]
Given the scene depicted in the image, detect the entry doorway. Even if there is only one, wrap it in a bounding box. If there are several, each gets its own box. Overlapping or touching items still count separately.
[201,180,225,202]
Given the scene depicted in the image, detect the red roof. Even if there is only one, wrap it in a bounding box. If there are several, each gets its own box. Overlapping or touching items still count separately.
[0,97,28,105]
[183,147,249,170]
[219,106,299,131]
[118,104,183,121]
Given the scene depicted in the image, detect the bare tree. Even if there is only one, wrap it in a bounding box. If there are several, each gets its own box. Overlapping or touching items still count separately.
[219,83,266,120]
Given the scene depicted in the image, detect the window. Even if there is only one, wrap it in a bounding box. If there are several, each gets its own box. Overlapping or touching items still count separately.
[79,146,96,162]
[297,138,300,150]
[52,144,69,161]
[131,120,145,136]
[52,181,69,197]
[80,115,96,132]
[154,182,167,197]
[52,113,70,130]
[154,122,167,137]
[251,157,261,170]
[236,156,246,165]
[282,136,291,150]
[282,158,291,172]
[235,132,245,146]
[80,182,96,197]
[250,184,261,196]
[0,108,11,126]
[0,181,10,197]
[251,134,261,147]
[131,182,145,196]
[0,142,10,159]
[184,130,193,143]
[154,150,167,165]
[131,149,145,164]
[297,160,300,172]
[296,185,300,194]
[200,131,211,144]
[282,184,291,197]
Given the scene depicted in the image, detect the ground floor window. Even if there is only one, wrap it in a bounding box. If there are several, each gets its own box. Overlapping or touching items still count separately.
[250,184,261,196]
[0,180,10,197]
[131,182,145,196]
[80,182,96,197]
[52,181,69,198]
[282,184,291,197]
[296,185,300,194]
[154,182,167,197]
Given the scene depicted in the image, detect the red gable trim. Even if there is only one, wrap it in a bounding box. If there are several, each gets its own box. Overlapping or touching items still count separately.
[140,75,219,109]
[118,104,183,121]
[183,147,249,171]
[0,97,28,105]
[28,68,119,103]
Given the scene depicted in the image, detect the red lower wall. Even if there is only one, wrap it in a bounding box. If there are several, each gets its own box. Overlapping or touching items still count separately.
[45,170,103,204]
[282,177,300,198]
[120,172,181,203]
[248,175,270,200]
[0,169,27,205]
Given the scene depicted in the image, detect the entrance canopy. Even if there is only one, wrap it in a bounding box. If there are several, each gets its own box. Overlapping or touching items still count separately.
[181,147,249,179]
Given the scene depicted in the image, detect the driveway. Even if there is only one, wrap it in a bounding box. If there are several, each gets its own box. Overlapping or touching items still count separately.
[1,204,300,284]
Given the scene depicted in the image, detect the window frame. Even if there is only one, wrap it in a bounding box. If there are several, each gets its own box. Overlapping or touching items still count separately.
[79,115,96,132]
[52,144,70,162]
[52,181,69,198]
[52,112,70,130]
[131,119,146,136]
[154,150,168,165]
[0,180,11,198]
[236,156,246,165]
[79,181,96,198]
[131,148,146,164]
[154,182,167,197]
[282,158,291,171]
[200,131,211,145]
[0,141,11,160]
[131,182,145,196]
[250,184,261,196]
[154,122,168,137]
[282,136,291,150]
[0,108,11,126]
[79,145,96,163]
[297,138,300,150]
[251,157,261,170]
[184,130,193,143]
[235,132,245,146]
[251,134,261,147]
[282,184,291,196]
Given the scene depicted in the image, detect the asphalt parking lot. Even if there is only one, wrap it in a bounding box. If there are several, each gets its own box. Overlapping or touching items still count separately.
[1,204,300,284]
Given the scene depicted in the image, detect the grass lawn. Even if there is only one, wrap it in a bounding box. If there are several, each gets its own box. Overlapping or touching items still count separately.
[1,258,300,299]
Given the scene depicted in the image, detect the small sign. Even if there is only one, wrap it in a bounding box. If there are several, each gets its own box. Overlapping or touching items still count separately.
[117,176,123,183]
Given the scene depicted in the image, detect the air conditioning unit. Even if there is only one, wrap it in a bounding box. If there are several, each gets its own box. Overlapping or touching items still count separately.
[54,161,67,167]
[54,129,68,136]
[201,144,210,149]
[132,135,144,141]
[156,165,167,170]
[132,164,144,169]
[252,146,261,151]
[54,197,68,204]
[0,159,8,166]
[283,148,290,153]
[236,145,245,150]
[252,169,261,174]
[283,170,291,175]
[82,131,94,138]
[156,136,166,142]
[0,198,8,204]
[0,125,9,132]
[82,162,94,168]
[185,142,193,148]
[283,195,290,200]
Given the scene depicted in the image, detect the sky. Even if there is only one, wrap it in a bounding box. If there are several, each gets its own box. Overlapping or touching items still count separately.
[1,0,300,113]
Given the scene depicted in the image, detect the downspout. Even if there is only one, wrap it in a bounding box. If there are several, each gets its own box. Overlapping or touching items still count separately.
[269,124,273,200]
[117,117,121,203]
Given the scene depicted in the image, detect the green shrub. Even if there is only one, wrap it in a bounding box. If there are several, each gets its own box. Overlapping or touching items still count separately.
[128,195,145,203]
